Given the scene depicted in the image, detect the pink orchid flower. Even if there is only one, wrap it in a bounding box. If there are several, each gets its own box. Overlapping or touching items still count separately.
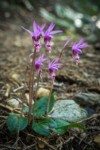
[35,54,47,75]
[72,38,88,62]
[48,58,62,80]
[22,21,46,51]
[43,22,62,52]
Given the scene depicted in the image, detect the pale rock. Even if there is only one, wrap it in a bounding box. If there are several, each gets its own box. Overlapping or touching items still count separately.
[50,100,87,122]
[74,93,100,106]
[36,87,50,98]
[7,98,19,108]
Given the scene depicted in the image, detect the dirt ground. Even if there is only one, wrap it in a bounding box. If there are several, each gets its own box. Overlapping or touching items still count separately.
[0,11,100,150]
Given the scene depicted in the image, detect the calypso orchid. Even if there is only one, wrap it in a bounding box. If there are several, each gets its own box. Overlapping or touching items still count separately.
[35,54,47,75]
[48,58,62,80]
[72,38,88,63]
[43,22,62,52]
[22,21,46,51]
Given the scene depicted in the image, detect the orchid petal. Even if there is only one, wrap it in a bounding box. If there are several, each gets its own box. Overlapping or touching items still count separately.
[51,67,58,70]
[22,26,33,36]
[77,38,86,45]
[33,21,37,33]
[50,30,62,35]
[78,44,88,49]
[74,49,82,53]
[41,23,46,30]
[47,22,55,32]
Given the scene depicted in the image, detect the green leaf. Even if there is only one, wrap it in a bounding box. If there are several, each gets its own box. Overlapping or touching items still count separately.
[33,122,51,136]
[18,117,28,131]
[32,118,70,136]
[63,123,85,130]
[23,105,29,113]
[39,118,57,129]
[6,113,18,132]
[53,119,70,135]
[32,93,55,117]
[32,118,54,136]
[6,113,28,133]
[33,97,48,117]
[48,93,55,112]
[57,122,85,135]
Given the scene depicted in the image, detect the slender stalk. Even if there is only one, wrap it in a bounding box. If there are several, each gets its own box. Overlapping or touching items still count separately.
[28,48,36,122]
[59,47,64,59]
[59,38,72,59]
[46,80,54,115]
[32,71,41,117]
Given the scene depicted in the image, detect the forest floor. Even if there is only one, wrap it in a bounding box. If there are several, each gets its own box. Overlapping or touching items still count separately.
[0,9,100,150]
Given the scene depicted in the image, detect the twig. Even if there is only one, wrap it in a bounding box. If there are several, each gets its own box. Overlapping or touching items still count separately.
[56,136,64,150]
[38,138,56,150]
[0,103,13,111]
[13,85,24,92]
[25,144,35,149]
[0,115,7,119]
[87,126,100,130]
[64,136,74,144]
[77,113,100,123]
[0,103,21,114]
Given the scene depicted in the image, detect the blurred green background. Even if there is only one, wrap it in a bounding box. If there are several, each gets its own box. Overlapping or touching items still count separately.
[0,0,100,43]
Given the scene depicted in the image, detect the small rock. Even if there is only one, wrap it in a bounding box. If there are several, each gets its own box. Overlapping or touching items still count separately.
[36,87,50,98]
[7,98,19,108]
[74,93,100,106]
[85,107,95,116]
[11,73,20,81]
[50,100,87,122]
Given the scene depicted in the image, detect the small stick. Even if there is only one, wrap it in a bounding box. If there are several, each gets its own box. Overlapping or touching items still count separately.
[0,103,13,111]
[13,85,24,92]
[0,103,21,114]
[77,113,100,123]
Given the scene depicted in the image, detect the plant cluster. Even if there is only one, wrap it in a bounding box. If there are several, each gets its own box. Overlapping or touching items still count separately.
[6,21,88,136]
